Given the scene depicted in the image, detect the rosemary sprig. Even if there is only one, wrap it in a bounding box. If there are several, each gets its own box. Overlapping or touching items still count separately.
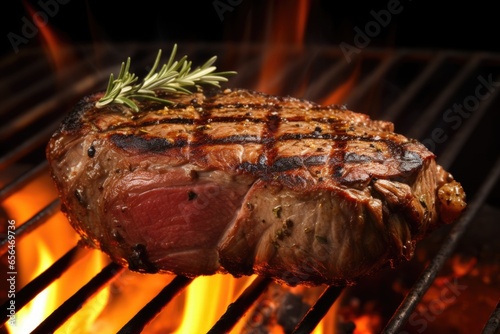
[95,44,236,112]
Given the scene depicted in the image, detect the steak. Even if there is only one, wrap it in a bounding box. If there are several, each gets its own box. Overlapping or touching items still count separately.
[46,88,466,286]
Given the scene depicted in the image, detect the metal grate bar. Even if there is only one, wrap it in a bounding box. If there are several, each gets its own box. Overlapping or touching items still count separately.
[0,199,60,255]
[383,156,500,333]
[382,52,447,122]
[1,70,58,118]
[0,245,88,327]
[1,45,498,334]
[0,73,103,142]
[0,45,120,113]
[253,50,311,95]
[228,53,264,89]
[207,276,272,334]
[31,262,124,334]
[0,52,96,118]
[0,99,63,143]
[0,118,62,170]
[117,275,193,334]
[0,161,48,202]
[303,58,350,103]
[0,52,46,89]
[292,285,344,334]
[482,300,500,334]
[437,74,500,170]
[406,53,484,139]
[344,51,405,108]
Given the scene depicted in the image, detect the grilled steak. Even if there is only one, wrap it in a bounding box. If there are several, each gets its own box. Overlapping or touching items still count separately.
[46,88,466,286]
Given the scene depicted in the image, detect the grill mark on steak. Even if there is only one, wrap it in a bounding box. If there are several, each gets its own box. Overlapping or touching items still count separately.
[93,95,409,180]
[107,132,424,181]
[111,134,177,153]
[107,124,427,191]
[108,118,196,130]
[109,130,409,152]
[327,116,348,185]
[235,105,281,174]
[263,110,282,172]
[102,115,381,133]
[190,101,213,162]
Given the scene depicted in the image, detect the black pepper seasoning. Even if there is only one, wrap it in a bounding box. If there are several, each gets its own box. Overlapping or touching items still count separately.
[188,191,198,201]
[87,145,96,158]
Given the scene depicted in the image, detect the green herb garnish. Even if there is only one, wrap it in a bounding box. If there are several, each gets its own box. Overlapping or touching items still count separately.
[95,44,236,112]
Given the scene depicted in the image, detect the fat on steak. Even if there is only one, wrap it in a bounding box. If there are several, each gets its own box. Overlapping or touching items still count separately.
[46,88,466,286]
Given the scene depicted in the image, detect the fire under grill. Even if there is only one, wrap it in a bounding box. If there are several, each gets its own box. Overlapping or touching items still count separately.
[1,43,500,333]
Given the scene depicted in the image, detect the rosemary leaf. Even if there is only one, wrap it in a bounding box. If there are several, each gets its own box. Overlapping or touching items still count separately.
[95,44,236,112]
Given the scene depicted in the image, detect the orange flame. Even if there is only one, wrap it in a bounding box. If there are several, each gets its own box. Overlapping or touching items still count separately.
[352,313,383,334]
[174,275,254,333]
[22,0,73,72]
[3,173,109,333]
[1,1,367,331]
[0,173,337,333]
[5,239,55,334]
[321,63,361,106]
[255,0,311,95]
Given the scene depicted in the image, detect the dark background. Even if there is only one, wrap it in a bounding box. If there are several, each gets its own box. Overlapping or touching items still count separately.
[1,0,498,57]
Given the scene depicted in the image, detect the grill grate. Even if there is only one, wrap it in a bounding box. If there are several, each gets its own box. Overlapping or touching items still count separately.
[383,157,500,334]
[1,44,499,333]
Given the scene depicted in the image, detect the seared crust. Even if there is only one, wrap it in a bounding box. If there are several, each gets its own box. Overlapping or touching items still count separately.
[47,88,466,286]
[52,89,433,188]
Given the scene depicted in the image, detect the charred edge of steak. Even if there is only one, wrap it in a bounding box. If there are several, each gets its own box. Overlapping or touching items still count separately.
[110,134,179,153]
[58,93,102,133]
[109,131,411,151]
[128,244,159,273]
